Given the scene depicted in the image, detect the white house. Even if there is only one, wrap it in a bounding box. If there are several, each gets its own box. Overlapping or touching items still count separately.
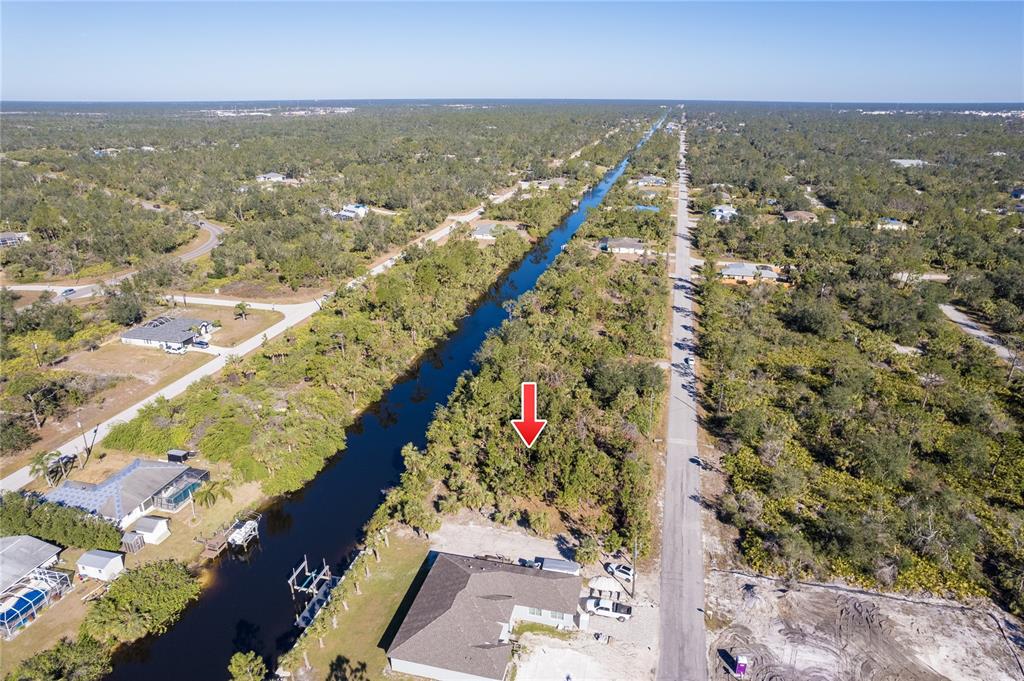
[339,203,369,220]
[256,172,287,183]
[0,232,31,248]
[599,237,646,255]
[77,550,124,581]
[388,553,582,681]
[890,159,927,168]
[710,205,738,222]
[877,217,910,231]
[720,262,782,283]
[635,174,667,187]
[120,316,211,351]
[46,458,208,530]
[131,516,171,545]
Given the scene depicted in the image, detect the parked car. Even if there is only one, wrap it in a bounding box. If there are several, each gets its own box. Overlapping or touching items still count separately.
[604,563,635,583]
[585,598,632,622]
[60,288,76,297]
[165,346,187,355]
[193,340,209,349]
[684,356,695,368]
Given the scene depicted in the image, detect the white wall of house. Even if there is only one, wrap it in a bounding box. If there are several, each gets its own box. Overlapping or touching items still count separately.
[77,556,124,581]
[133,517,171,544]
[610,247,645,255]
[510,604,575,629]
[389,658,506,681]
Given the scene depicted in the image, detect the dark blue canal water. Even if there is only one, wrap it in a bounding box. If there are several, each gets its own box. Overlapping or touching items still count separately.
[108,121,660,680]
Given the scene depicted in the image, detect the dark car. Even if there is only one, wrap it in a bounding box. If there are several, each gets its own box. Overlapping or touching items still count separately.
[193,340,210,349]
[60,288,76,297]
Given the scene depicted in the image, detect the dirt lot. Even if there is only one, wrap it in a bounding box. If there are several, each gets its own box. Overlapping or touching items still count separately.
[705,571,1023,681]
[697,382,1024,681]
[1,345,210,478]
[432,513,660,680]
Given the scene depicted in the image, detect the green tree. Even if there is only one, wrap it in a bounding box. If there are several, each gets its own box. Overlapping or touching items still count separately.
[9,635,111,681]
[227,651,267,681]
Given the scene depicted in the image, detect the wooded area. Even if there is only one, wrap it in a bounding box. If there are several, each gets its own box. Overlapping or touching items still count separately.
[687,105,1024,615]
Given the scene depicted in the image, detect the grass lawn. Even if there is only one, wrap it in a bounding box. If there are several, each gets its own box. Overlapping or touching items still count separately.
[301,530,430,680]
[166,304,283,347]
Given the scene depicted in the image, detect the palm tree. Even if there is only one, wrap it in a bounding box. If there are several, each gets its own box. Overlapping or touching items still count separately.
[29,451,55,486]
[235,302,250,320]
[192,480,234,510]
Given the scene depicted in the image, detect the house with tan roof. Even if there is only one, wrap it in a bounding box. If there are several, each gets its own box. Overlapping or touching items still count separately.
[387,552,582,681]
[782,210,818,224]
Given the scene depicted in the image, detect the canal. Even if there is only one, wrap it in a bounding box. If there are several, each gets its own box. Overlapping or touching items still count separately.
[108,120,661,680]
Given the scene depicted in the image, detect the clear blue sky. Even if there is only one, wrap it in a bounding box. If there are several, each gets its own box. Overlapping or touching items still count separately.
[2,1,1021,102]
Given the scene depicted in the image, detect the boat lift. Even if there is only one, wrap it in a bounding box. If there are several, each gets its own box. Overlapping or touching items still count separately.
[286,555,340,629]
[227,511,262,549]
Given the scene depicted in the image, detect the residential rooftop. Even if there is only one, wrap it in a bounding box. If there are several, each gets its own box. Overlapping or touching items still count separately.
[121,316,210,344]
[45,458,196,523]
[0,536,61,594]
[387,553,581,680]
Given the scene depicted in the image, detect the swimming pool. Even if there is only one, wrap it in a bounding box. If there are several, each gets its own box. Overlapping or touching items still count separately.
[0,587,46,627]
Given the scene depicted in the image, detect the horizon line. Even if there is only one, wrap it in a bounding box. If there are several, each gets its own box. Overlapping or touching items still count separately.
[2,97,1023,106]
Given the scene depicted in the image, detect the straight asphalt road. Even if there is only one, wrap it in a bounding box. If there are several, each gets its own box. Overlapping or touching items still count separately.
[658,119,709,681]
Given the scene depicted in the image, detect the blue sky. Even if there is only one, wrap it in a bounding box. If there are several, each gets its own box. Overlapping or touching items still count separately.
[2,2,1021,102]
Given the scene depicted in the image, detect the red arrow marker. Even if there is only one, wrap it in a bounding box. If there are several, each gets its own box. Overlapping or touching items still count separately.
[511,382,546,448]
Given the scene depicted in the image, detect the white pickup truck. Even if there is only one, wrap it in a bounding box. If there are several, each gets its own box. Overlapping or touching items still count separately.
[585,597,633,622]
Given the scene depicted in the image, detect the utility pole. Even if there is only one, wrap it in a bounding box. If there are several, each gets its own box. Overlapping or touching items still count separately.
[632,535,638,599]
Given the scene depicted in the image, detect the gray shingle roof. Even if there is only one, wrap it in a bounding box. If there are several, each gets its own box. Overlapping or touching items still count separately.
[601,237,646,251]
[388,553,581,680]
[0,536,61,593]
[45,458,192,523]
[121,316,209,344]
[720,263,780,280]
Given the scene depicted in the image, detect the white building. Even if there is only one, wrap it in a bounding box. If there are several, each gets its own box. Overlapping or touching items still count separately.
[0,232,31,248]
[120,316,211,351]
[256,172,287,182]
[130,516,171,545]
[0,536,69,639]
[877,217,910,231]
[77,550,124,581]
[599,236,646,255]
[46,458,208,530]
[720,262,782,282]
[340,203,369,220]
[710,205,738,222]
[890,159,927,168]
[388,553,582,681]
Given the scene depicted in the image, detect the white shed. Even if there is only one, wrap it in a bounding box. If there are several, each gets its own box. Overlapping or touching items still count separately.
[132,516,171,545]
[77,550,124,581]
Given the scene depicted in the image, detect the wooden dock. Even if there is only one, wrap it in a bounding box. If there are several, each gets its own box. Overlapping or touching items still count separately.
[198,529,229,560]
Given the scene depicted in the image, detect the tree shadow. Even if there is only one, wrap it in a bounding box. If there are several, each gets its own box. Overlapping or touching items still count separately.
[326,655,369,681]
